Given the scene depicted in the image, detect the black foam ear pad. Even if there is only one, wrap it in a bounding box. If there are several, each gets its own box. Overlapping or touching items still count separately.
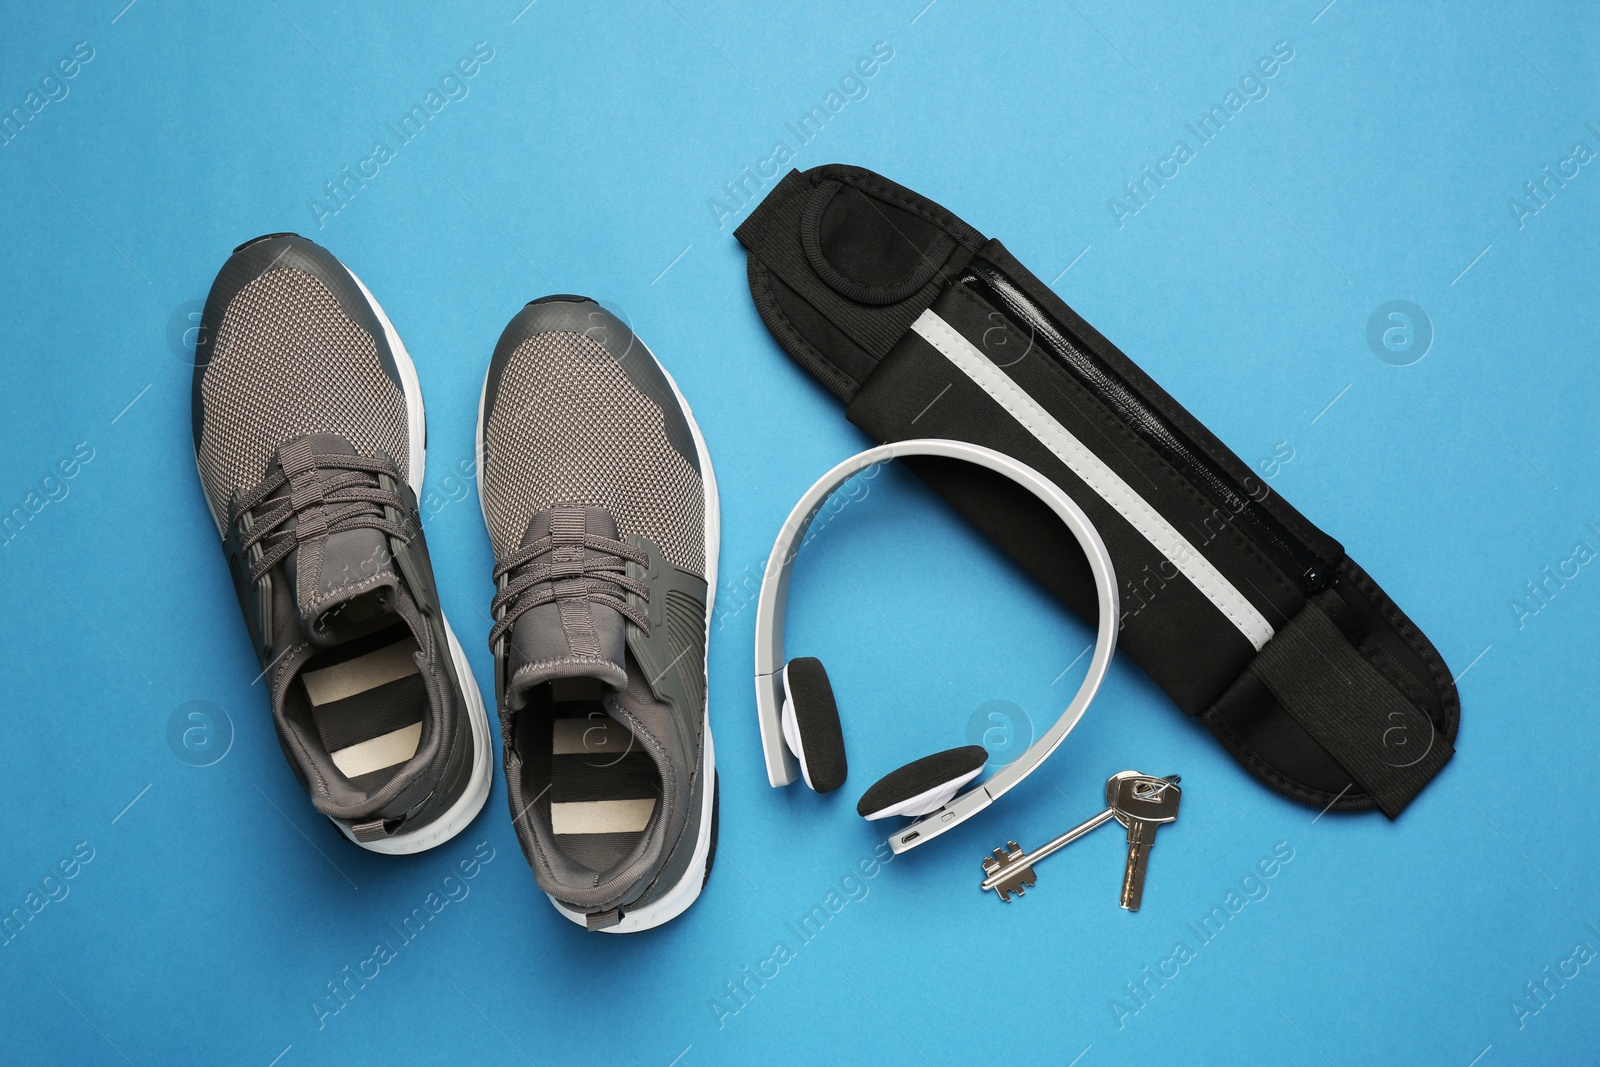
[857,745,988,820]
[784,657,847,793]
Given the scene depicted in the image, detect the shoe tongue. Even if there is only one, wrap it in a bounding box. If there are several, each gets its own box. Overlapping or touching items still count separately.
[504,506,631,710]
[273,433,402,647]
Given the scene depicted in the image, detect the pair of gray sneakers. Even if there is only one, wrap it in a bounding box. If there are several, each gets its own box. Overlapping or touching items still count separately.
[193,234,718,932]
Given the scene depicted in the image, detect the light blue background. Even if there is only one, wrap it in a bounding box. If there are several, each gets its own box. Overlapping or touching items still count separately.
[2,2,1596,1064]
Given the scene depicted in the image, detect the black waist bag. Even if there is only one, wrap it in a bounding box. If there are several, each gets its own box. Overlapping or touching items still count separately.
[735,164,1457,818]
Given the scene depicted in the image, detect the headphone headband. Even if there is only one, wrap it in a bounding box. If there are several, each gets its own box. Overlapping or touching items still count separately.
[753,439,1119,853]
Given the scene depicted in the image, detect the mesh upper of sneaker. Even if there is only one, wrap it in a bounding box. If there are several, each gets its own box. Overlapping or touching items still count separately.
[481,330,705,576]
[196,267,408,522]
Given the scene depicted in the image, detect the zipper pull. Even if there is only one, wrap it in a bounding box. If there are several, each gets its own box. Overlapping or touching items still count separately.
[1302,564,1333,594]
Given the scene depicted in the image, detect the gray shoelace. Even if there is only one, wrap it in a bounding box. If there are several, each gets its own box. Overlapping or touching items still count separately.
[488,531,650,652]
[232,444,410,585]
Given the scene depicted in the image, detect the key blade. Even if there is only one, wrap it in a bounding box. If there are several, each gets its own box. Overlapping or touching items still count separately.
[984,862,1036,902]
[1120,843,1151,911]
[1001,867,1036,901]
[1116,814,1162,911]
[981,842,1027,890]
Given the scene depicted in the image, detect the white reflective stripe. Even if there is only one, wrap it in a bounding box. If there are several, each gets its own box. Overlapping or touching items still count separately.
[911,310,1275,651]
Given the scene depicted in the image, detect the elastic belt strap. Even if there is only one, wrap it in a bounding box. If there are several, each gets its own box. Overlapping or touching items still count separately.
[1249,593,1452,818]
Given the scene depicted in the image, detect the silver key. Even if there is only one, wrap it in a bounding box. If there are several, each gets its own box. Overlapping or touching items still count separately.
[980,770,1163,902]
[1113,774,1181,912]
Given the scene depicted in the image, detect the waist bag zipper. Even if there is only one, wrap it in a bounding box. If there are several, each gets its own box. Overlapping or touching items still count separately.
[960,258,1333,596]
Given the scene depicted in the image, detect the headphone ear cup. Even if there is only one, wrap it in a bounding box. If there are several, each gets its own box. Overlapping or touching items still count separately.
[857,746,987,820]
[780,657,847,793]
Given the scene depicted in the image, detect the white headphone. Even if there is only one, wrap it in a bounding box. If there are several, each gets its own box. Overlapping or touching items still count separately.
[753,439,1119,853]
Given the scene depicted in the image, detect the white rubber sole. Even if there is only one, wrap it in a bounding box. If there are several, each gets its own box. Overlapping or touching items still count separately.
[476,314,721,932]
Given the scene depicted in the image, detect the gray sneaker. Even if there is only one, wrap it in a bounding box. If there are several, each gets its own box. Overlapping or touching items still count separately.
[192,233,492,854]
[478,296,719,932]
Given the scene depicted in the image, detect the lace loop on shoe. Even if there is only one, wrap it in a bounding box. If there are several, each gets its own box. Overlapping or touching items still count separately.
[488,532,650,651]
[231,450,410,584]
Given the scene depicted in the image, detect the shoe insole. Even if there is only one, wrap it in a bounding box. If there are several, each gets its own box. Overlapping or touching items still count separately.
[549,712,658,873]
[301,632,424,789]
